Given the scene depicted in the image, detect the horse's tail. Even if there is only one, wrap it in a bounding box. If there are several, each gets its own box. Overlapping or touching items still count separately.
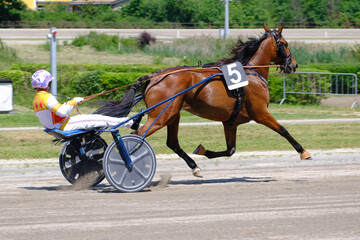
[92,75,149,118]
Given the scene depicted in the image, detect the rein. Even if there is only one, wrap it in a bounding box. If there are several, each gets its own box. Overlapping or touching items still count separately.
[81,82,138,103]
[75,82,139,114]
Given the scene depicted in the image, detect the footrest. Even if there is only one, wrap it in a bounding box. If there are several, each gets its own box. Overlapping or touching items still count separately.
[44,128,90,140]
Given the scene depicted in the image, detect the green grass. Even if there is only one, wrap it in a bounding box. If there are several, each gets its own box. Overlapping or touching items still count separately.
[1,122,360,159]
[0,39,19,70]
[2,99,358,159]
[145,122,360,154]
[0,103,359,159]
[1,103,359,128]
[68,33,360,65]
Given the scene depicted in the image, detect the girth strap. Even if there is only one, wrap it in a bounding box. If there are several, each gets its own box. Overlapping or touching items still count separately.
[224,70,267,125]
[225,88,244,125]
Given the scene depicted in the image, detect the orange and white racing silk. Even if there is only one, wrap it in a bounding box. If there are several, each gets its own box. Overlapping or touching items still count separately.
[32,90,76,130]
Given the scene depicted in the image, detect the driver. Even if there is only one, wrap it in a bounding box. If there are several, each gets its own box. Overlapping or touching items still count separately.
[32,69,133,131]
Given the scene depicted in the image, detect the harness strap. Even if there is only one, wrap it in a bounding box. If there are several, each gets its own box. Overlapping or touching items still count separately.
[246,70,269,86]
[225,70,268,125]
[224,88,244,125]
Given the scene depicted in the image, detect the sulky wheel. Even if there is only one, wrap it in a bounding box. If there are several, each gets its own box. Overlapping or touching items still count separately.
[103,134,156,193]
[59,136,107,187]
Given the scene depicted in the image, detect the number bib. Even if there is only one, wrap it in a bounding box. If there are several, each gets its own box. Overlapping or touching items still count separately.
[221,62,248,90]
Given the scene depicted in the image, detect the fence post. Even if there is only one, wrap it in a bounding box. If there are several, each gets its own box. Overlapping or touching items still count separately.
[351,75,359,108]
[279,74,286,105]
[47,27,57,98]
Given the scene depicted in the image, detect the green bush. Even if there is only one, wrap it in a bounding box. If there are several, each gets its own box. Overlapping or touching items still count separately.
[288,42,357,65]
[72,35,87,48]
[9,63,50,74]
[71,71,105,97]
[118,38,139,53]
[0,70,32,90]
[71,71,148,100]
[71,31,139,54]
[268,67,332,104]
[307,63,360,76]
[0,70,34,106]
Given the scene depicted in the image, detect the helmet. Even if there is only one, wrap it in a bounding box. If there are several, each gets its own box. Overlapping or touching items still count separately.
[32,70,53,89]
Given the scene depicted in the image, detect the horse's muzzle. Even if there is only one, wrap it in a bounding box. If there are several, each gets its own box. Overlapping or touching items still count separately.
[281,62,298,74]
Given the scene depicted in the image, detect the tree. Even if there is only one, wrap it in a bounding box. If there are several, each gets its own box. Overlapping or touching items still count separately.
[122,0,146,19]
[0,0,26,21]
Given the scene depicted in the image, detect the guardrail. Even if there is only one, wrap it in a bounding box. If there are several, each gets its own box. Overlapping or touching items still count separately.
[0,21,359,29]
[280,72,359,108]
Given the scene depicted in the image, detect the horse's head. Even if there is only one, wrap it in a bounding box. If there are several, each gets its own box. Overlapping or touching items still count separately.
[263,24,298,74]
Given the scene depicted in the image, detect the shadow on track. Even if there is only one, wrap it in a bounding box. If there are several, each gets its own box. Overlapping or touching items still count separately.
[20,176,277,193]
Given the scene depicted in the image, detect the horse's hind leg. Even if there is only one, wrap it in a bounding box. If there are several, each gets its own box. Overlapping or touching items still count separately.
[193,123,237,159]
[166,113,202,177]
[256,112,312,160]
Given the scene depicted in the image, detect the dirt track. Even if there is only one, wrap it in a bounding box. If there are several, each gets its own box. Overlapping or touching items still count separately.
[1,148,360,240]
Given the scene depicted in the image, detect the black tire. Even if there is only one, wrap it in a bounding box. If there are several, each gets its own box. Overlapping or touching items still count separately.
[59,136,107,187]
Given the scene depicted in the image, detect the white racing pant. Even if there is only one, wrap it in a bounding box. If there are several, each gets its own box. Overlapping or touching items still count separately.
[63,114,133,131]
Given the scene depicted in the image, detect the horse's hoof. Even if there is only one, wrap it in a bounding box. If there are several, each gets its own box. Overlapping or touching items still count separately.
[300,150,312,160]
[192,167,203,178]
[193,144,206,155]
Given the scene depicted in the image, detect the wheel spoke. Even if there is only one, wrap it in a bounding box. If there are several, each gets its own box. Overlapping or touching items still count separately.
[60,137,106,187]
[91,152,105,162]
[124,139,130,151]
[108,157,125,165]
[132,165,148,180]
[63,156,81,169]
[131,149,149,164]
[108,151,125,165]
[113,167,127,185]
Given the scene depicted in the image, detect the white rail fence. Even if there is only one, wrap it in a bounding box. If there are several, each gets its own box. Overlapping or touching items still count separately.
[280,72,359,108]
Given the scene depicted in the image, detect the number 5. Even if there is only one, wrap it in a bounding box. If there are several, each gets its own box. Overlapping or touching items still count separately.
[227,63,242,83]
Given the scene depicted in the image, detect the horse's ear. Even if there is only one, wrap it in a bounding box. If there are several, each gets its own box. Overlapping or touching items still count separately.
[263,24,271,32]
[277,24,284,34]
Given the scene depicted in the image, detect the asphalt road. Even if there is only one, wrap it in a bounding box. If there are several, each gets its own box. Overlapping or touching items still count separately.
[0,148,359,240]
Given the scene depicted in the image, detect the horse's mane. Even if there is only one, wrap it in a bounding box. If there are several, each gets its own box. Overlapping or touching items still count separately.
[217,32,268,66]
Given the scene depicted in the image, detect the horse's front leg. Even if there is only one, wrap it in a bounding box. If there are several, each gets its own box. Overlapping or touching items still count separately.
[166,113,202,177]
[193,123,238,159]
[256,112,312,160]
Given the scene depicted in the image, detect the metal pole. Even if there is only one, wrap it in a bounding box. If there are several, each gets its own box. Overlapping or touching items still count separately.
[279,74,286,105]
[47,27,57,98]
[224,0,229,39]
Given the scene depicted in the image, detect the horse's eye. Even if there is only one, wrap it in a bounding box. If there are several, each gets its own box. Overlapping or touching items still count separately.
[284,43,288,47]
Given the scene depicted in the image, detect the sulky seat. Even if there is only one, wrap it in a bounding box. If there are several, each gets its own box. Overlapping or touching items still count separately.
[44,128,92,140]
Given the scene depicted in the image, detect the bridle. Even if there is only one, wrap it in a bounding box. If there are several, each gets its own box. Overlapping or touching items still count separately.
[268,30,293,72]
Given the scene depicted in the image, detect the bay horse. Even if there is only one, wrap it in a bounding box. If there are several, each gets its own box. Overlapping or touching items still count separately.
[99,24,312,177]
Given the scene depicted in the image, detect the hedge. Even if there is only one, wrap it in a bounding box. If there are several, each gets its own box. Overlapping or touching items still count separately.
[0,70,32,90]
[306,63,360,77]
[4,63,170,98]
[2,62,359,107]
[268,66,333,104]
